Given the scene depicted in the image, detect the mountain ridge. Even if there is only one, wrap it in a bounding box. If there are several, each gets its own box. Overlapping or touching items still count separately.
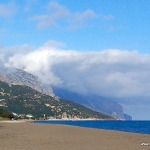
[0,68,54,97]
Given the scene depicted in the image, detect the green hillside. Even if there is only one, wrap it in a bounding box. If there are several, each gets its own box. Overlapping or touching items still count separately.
[0,81,112,119]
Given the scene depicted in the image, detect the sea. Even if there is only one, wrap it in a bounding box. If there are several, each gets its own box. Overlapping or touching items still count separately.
[33,120,150,135]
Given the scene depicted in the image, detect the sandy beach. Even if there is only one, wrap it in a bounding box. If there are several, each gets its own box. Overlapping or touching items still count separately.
[0,122,150,150]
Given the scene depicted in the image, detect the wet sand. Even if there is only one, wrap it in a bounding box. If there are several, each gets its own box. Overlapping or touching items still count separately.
[0,122,150,150]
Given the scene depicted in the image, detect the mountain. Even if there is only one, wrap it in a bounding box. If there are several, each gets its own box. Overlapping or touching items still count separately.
[53,87,132,120]
[0,81,112,119]
[123,114,132,120]
[0,68,131,120]
[0,68,54,97]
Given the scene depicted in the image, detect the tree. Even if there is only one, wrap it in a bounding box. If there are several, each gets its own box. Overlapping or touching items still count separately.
[0,109,14,120]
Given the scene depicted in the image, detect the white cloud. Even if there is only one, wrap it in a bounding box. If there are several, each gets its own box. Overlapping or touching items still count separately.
[33,1,69,29]
[44,40,65,48]
[102,14,115,20]
[24,0,39,12]
[32,1,98,29]
[0,2,17,18]
[0,44,33,56]
[68,9,97,29]
[1,42,150,99]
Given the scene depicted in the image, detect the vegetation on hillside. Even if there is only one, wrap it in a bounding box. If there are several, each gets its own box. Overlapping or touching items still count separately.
[0,81,112,119]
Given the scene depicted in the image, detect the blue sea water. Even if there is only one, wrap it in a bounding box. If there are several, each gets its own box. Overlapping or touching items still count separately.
[34,120,150,135]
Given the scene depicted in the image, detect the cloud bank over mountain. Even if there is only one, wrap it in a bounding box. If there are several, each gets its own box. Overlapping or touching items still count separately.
[1,42,150,99]
[1,41,150,119]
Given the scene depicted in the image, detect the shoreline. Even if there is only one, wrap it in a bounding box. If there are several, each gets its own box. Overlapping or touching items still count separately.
[1,122,150,150]
[0,120,29,123]
[1,119,150,135]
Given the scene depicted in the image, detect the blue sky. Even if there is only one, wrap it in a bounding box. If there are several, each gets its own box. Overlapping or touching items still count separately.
[1,0,150,120]
[0,0,150,52]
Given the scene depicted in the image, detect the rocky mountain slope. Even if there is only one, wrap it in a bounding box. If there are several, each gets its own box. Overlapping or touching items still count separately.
[0,69,54,97]
[53,87,132,120]
[0,81,112,119]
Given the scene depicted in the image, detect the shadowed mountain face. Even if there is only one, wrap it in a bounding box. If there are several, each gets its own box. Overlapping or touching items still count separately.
[53,87,132,120]
[0,69,55,97]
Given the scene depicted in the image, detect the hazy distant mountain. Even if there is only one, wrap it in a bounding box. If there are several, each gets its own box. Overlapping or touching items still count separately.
[123,114,132,120]
[53,87,132,120]
[0,68,55,97]
[0,81,112,119]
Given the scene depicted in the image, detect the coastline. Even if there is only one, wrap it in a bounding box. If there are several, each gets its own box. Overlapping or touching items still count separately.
[0,120,28,123]
[1,122,150,150]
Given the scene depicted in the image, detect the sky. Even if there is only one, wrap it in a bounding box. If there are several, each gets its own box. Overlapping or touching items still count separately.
[0,0,150,120]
